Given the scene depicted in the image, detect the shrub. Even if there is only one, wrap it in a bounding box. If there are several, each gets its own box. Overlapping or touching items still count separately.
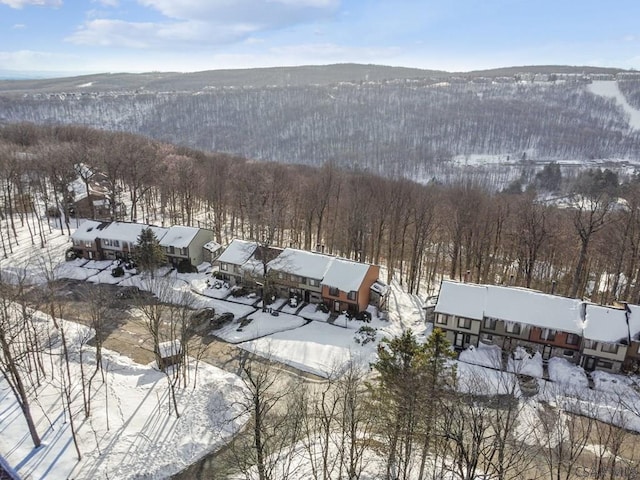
[354,326,377,345]
[111,266,125,277]
[230,286,249,297]
[177,259,197,273]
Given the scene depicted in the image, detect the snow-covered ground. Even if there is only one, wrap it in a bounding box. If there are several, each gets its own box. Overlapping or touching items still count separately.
[0,313,248,480]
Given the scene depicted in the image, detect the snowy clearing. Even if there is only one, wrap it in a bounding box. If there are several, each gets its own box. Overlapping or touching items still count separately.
[588,80,640,130]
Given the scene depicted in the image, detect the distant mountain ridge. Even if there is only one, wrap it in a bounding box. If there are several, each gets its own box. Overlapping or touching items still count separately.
[0,63,631,94]
[1,63,640,188]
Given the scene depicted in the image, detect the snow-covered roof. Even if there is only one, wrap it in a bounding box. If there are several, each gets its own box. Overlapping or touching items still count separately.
[99,222,168,244]
[217,239,258,265]
[436,280,640,341]
[583,304,629,343]
[267,248,333,280]
[484,285,583,334]
[627,304,640,340]
[158,340,181,358]
[71,220,103,242]
[203,241,222,252]
[371,280,389,296]
[435,281,486,320]
[321,258,372,292]
[159,226,201,249]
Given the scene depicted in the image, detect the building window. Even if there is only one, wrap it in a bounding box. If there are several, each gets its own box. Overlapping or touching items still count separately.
[583,339,597,350]
[180,247,188,256]
[566,334,580,346]
[481,333,494,344]
[483,318,496,330]
[309,278,319,287]
[329,287,339,297]
[435,314,447,325]
[220,263,228,271]
[597,360,614,370]
[347,291,357,301]
[540,329,556,341]
[563,350,574,357]
[84,241,92,248]
[299,277,306,285]
[600,343,619,354]
[457,317,472,329]
[505,322,521,335]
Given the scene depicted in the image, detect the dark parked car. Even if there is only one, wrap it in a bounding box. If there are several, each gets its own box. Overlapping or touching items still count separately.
[209,312,235,329]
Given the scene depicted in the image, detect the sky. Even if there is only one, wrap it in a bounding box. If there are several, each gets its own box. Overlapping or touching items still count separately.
[1,0,640,77]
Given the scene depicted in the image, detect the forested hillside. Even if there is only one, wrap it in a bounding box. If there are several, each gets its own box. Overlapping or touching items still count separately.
[1,65,640,186]
[2,124,640,304]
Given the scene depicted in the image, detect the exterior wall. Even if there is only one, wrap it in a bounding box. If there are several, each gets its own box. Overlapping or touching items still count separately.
[72,238,101,260]
[433,312,481,349]
[623,341,640,372]
[358,265,380,311]
[322,285,358,313]
[217,262,243,285]
[186,229,214,266]
[321,265,380,313]
[73,194,111,220]
[272,272,323,303]
[581,340,627,372]
[165,251,188,266]
[479,318,531,348]
[528,327,582,350]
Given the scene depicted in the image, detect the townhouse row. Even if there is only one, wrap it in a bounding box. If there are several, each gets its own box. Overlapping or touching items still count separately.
[70,220,219,269]
[215,239,388,315]
[434,280,640,374]
[69,221,388,315]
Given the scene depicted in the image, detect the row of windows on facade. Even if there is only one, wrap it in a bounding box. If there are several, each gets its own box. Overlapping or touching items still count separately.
[436,314,620,353]
[219,263,357,299]
[74,238,187,256]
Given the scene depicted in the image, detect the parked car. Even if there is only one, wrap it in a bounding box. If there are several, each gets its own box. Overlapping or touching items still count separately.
[209,312,234,329]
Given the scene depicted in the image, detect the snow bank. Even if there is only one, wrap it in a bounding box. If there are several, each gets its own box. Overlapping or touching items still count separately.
[240,321,378,377]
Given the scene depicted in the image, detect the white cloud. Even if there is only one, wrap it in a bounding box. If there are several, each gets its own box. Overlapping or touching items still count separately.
[12,23,26,29]
[67,19,259,48]
[138,0,339,22]
[92,0,118,6]
[0,0,61,8]
[67,0,340,49]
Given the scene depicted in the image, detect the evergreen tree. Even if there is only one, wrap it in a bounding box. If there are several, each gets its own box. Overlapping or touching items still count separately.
[134,227,165,275]
[370,330,428,480]
[534,162,562,192]
[417,328,457,479]
[369,329,457,480]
